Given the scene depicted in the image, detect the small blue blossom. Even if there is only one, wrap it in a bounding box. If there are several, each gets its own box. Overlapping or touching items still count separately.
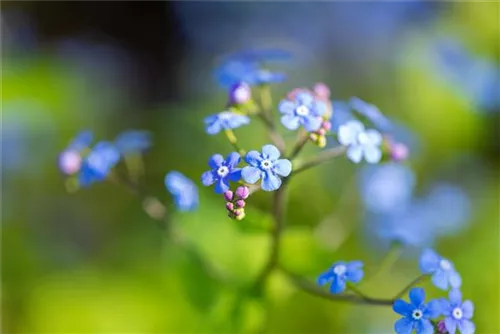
[440,289,475,334]
[241,145,291,191]
[393,287,441,334]
[204,111,250,135]
[78,141,120,187]
[419,249,462,290]
[114,130,152,155]
[317,261,364,294]
[201,152,242,193]
[58,130,93,175]
[359,163,416,214]
[165,171,199,212]
[349,97,392,133]
[67,130,93,151]
[338,120,382,164]
[278,92,327,132]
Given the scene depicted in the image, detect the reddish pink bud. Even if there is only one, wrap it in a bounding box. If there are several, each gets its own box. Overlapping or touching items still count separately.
[313,83,330,99]
[234,208,244,216]
[235,199,246,208]
[391,143,409,162]
[317,128,326,136]
[235,186,249,199]
[225,202,234,211]
[322,121,332,131]
[223,190,234,201]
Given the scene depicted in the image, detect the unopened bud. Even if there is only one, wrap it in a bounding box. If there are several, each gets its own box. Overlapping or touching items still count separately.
[235,186,249,199]
[317,136,327,148]
[309,133,318,141]
[223,190,234,201]
[317,128,326,136]
[322,121,332,131]
[313,83,330,100]
[235,199,246,208]
[391,143,409,162]
[229,82,251,105]
[234,208,244,217]
[226,202,234,211]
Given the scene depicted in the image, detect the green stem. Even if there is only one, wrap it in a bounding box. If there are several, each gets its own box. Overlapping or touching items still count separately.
[392,274,429,300]
[288,131,309,160]
[224,129,245,155]
[293,146,346,174]
[361,243,403,285]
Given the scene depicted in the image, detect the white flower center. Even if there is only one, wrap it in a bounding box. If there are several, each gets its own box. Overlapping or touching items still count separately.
[295,105,310,117]
[452,307,463,320]
[412,309,423,320]
[333,264,347,276]
[217,166,229,177]
[260,159,273,170]
[440,259,452,271]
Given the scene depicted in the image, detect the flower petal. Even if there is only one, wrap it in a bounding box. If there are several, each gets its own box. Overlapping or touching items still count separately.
[432,270,449,290]
[346,267,363,283]
[302,115,322,132]
[209,154,224,168]
[244,150,262,166]
[364,129,383,145]
[329,275,346,294]
[409,287,426,307]
[461,300,474,319]
[449,288,462,305]
[449,271,462,289]
[338,124,357,146]
[393,300,413,317]
[457,319,475,334]
[394,317,413,334]
[363,145,382,164]
[281,114,301,130]
[261,144,281,160]
[445,317,458,334]
[278,100,296,115]
[419,249,440,274]
[205,117,223,135]
[225,152,241,168]
[241,166,261,184]
[261,170,282,191]
[201,171,216,186]
[273,159,292,177]
[312,101,327,117]
[346,145,363,163]
[317,271,334,286]
[228,168,242,182]
[214,178,230,194]
[296,92,314,106]
[415,319,434,334]
[426,299,444,318]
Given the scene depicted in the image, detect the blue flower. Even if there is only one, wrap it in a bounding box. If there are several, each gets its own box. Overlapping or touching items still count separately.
[349,97,392,133]
[114,130,152,155]
[78,141,120,187]
[201,152,242,193]
[419,249,462,290]
[359,163,416,214]
[393,287,441,334]
[59,130,93,175]
[278,92,327,132]
[165,171,199,212]
[317,261,364,294]
[338,120,382,164]
[440,289,475,334]
[204,111,250,135]
[67,130,93,151]
[241,144,291,191]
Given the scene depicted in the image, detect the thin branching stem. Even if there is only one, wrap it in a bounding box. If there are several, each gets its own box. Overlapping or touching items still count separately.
[293,146,346,174]
[288,131,309,160]
[392,274,429,300]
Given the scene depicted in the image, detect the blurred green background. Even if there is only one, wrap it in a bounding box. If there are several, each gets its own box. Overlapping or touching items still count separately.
[1,2,499,333]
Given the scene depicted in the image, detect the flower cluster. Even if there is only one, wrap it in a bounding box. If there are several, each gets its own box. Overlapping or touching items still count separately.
[224,186,249,220]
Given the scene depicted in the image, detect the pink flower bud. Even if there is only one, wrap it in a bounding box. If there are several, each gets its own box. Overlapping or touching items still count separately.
[317,128,326,136]
[235,186,249,199]
[437,320,447,334]
[234,208,244,217]
[58,150,82,175]
[225,202,234,211]
[322,121,332,131]
[313,83,330,99]
[235,199,246,208]
[229,82,251,104]
[391,143,409,162]
[223,190,234,201]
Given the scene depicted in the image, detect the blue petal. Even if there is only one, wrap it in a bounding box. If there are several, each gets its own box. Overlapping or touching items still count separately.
[261,170,281,191]
[394,317,413,334]
[346,145,363,163]
[317,271,334,286]
[165,171,191,194]
[409,287,426,307]
[449,271,462,289]
[432,270,449,290]
[281,114,301,130]
[241,166,261,184]
[448,288,462,305]
[278,100,297,115]
[312,101,327,117]
[419,249,440,274]
[228,168,242,182]
[261,144,281,160]
[426,299,444,318]
[338,122,358,146]
[346,267,363,284]
[296,92,314,106]
[393,300,413,317]
[457,319,475,334]
[69,130,93,151]
[329,275,346,294]
[205,118,223,135]
[364,129,383,145]
[214,178,230,194]
[225,152,241,168]
[301,115,322,132]
[209,154,224,168]
[363,145,382,164]
[415,319,434,334]
[226,113,250,129]
[114,130,151,154]
[201,170,216,186]
[445,317,458,334]
[462,300,474,319]
[244,150,262,167]
[273,159,292,177]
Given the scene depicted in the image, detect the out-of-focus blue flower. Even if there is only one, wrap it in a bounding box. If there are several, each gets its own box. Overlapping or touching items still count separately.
[201,152,242,193]
[204,111,250,135]
[349,97,393,133]
[114,130,152,155]
[440,289,475,334]
[359,163,416,214]
[78,141,120,187]
[393,287,441,334]
[278,92,327,132]
[330,101,356,133]
[67,131,93,151]
[425,183,471,236]
[338,120,382,163]
[59,131,93,175]
[317,261,364,294]
[215,49,289,87]
[165,171,199,212]
[241,144,291,191]
[419,249,462,290]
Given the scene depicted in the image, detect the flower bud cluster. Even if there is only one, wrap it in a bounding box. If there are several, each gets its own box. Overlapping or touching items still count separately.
[223,186,249,220]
